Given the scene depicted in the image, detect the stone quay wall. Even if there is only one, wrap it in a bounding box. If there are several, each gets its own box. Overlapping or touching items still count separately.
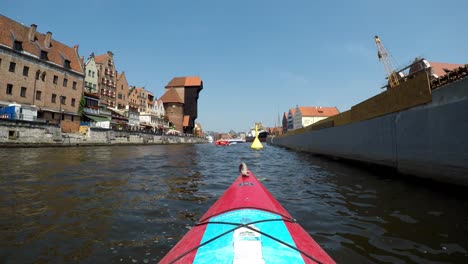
[0,120,205,147]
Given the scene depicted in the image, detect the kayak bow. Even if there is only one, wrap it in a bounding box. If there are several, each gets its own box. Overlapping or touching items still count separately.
[160,163,335,264]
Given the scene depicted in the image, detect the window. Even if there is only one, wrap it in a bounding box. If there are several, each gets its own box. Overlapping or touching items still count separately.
[35,70,40,80]
[36,91,42,101]
[23,66,29,76]
[40,51,48,61]
[64,60,71,69]
[72,81,77,90]
[63,78,68,87]
[51,94,57,103]
[71,98,76,107]
[92,71,95,78]
[13,41,23,51]
[6,84,13,95]
[41,72,46,81]
[20,87,27,97]
[53,75,58,84]
[9,62,16,72]
[60,96,66,105]
[118,94,122,99]
[88,70,91,76]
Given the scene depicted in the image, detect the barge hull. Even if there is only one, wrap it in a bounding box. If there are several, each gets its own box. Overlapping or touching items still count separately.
[270,77,468,186]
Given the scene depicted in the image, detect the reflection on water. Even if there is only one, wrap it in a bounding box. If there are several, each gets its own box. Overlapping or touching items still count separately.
[0,144,467,263]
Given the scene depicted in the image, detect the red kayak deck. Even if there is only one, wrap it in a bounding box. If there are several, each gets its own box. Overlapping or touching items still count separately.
[160,168,335,263]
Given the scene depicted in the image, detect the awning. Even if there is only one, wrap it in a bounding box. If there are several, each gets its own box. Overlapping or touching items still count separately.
[85,114,110,122]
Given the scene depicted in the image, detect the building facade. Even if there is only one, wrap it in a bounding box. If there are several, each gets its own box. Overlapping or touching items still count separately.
[287,108,296,130]
[293,106,340,129]
[162,76,203,133]
[95,51,117,109]
[84,54,98,93]
[116,71,130,110]
[0,15,84,132]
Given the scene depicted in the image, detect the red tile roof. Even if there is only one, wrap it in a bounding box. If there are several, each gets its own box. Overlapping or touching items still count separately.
[298,106,339,117]
[165,76,202,88]
[94,54,107,64]
[0,15,84,74]
[183,115,190,126]
[160,88,183,103]
[428,61,464,77]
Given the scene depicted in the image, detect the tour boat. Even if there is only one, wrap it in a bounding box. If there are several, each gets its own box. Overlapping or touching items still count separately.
[159,163,335,263]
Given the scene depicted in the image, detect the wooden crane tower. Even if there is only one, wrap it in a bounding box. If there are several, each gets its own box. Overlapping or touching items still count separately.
[374,35,400,88]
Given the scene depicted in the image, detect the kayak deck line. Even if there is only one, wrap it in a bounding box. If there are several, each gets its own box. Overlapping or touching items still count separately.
[159,164,336,264]
[168,217,324,264]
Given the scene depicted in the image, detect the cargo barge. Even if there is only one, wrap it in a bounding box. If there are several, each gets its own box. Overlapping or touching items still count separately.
[268,59,468,187]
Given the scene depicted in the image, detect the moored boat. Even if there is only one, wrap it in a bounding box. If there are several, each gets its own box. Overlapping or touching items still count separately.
[159,163,335,263]
[269,59,468,187]
[214,139,229,146]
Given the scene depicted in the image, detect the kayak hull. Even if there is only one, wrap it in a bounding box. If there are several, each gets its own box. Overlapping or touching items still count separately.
[160,169,335,263]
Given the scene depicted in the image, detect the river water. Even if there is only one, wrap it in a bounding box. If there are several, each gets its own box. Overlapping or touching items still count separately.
[0,143,467,263]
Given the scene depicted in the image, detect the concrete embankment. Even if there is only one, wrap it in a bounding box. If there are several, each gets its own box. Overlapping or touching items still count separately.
[0,121,205,147]
[269,77,468,187]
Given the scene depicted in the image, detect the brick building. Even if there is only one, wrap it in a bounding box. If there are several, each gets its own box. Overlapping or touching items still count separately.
[116,71,130,110]
[95,51,117,109]
[0,15,85,132]
[160,76,203,133]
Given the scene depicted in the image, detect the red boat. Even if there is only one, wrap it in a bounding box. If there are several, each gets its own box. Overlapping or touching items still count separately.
[160,163,335,263]
[214,139,229,146]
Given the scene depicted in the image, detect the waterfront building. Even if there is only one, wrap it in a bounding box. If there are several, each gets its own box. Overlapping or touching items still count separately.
[293,106,340,129]
[82,92,110,129]
[84,54,98,93]
[161,76,203,134]
[287,108,296,130]
[95,51,117,110]
[128,87,167,132]
[0,15,85,132]
[282,112,288,133]
[116,71,130,110]
[160,87,183,131]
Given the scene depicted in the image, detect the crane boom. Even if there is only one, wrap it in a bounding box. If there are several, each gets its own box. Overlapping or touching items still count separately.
[374,35,399,88]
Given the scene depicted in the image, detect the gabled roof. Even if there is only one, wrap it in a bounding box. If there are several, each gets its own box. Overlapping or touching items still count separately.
[0,15,83,74]
[165,76,202,88]
[94,54,108,64]
[298,106,339,117]
[288,108,296,116]
[160,88,183,103]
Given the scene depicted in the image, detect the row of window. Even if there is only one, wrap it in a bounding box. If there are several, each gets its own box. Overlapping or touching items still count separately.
[5,61,78,89]
[5,83,76,107]
[87,69,96,78]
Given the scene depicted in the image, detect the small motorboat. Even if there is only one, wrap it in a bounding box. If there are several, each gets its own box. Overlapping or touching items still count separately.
[159,163,335,263]
[214,139,229,146]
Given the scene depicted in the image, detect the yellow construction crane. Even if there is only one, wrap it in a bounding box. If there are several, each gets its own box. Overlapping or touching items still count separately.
[374,35,399,88]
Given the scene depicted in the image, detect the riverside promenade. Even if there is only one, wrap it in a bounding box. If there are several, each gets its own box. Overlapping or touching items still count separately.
[0,119,205,147]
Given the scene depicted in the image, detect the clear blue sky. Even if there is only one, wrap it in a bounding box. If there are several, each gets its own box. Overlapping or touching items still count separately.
[3,0,468,133]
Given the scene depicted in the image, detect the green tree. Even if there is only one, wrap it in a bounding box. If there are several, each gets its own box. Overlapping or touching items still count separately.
[78,96,86,118]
